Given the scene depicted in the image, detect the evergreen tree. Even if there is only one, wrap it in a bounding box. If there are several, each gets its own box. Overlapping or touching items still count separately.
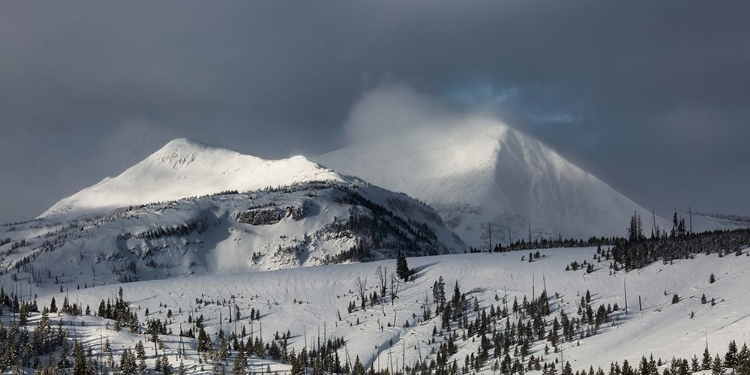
[549,318,560,347]
[120,349,137,375]
[703,347,712,370]
[232,346,246,375]
[352,356,366,375]
[692,355,701,373]
[161,354,172,375]
[736,344,750,375]
[433,276,446,308]
[639,356,650,375]
[726,340,738,369]
[678,219,687,237]
[452,281,462,310]
[563,361,573,375]
[713,354,725,375]
[198,326,212,352]
[396,251,411,281]
[135,340,147,373]
[72,341,87,375]
[628,213,644,242]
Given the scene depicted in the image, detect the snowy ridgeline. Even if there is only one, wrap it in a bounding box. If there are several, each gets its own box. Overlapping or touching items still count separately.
[0,247,749,374]
[0,179,465,287]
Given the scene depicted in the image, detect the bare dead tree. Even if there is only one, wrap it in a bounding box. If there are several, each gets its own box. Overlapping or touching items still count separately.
[375,266,388,301]
[355,276,368,310]
[390,273,400,305]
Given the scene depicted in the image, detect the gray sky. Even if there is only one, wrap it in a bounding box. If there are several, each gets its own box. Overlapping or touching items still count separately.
[1,1,749,223]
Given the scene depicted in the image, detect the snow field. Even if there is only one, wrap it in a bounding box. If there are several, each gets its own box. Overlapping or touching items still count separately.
[20,247,750,374]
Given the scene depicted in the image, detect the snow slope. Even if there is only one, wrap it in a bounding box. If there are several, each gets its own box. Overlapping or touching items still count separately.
[0,138,469,283]
[684,211,750,233]
[2,179,466,282]
[41,138,343,219]
[316,119,668,247]
[15,246,750,374]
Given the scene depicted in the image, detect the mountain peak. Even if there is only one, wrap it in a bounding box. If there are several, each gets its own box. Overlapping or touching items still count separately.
[146,138,243,170]
[316,118,665,246]
[41,141,343,218]
[158,137,215,153]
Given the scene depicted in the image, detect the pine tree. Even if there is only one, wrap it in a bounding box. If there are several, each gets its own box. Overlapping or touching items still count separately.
[549,317,560,347]
[72,341,87,375]
[136,340,147,373]
[678,219,686,237]
[628,213,644,242]
[396,251,411,281]
[692,355,701,373]
[736,343,750,375]
[713,354,725,375]
[639,356,650,375]
[232,346,246,375]
[703,347,712,370]
[441,303,451,329]
[353,356,366,375]
[198,326,212,352]
[726,340,738,369]
[452,281,462,310]
[121,349,137,375]
[563,361,573,375]
[161,354,172,375]
[433,276,446,308]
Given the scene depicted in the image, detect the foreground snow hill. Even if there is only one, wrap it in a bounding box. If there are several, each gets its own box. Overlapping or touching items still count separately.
[21,246,750,374]
[316,119,667,248]
[0,139,465,284]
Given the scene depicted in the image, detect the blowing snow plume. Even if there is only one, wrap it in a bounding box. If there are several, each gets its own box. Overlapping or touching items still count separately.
[316,84,666,247]
[342,83,467,145]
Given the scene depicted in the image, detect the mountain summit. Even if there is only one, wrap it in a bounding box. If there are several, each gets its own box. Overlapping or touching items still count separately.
[42,138,342,218]
[316,119,663,247]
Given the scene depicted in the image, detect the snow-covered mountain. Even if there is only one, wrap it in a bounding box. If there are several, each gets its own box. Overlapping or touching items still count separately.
[316,119,666,247]
[2,132,747,374]
[5,139,465,284]
[42,138,344,219]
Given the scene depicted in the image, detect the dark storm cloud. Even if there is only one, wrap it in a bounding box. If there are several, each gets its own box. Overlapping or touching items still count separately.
[1,1,748,222]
